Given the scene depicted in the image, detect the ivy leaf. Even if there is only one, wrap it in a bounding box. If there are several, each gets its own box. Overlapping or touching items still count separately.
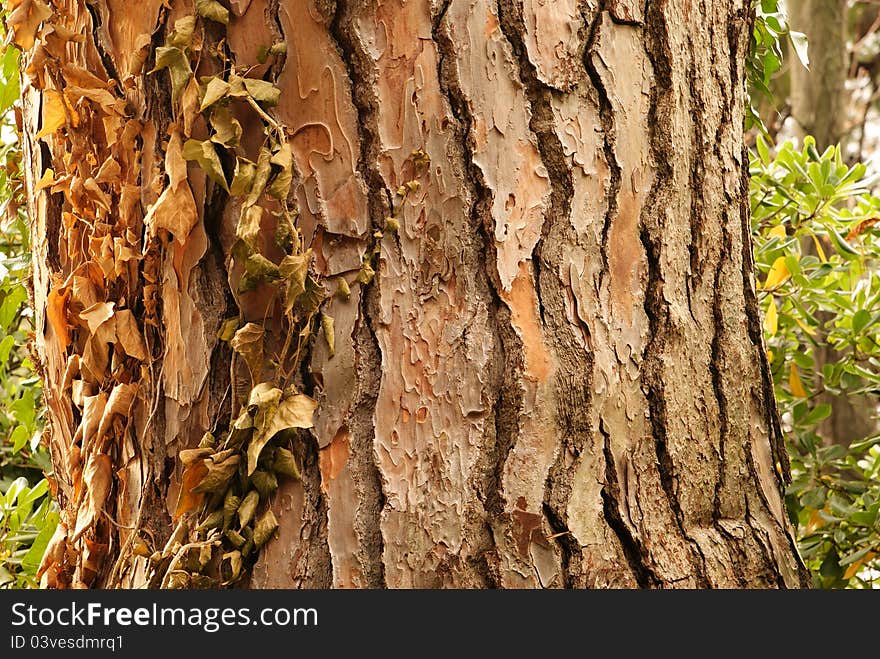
[236,204,263,249]
[279,250,312,312]
[321,313,335,358]
[230,158,257,196]
[243,78,281,106]
[167,15,197,50]
[210,105,242,147]
[245,147,272,206]
[230,322,264,381]
[200,77,231,112]
[151,47,192,104]
[267,142,293,199]
[182,138,229,191]
[245,253,280,280]
[246,383,317,475]
[196,0,230,24]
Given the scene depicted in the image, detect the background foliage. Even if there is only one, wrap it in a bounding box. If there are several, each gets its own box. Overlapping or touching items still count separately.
[0,26,56,588]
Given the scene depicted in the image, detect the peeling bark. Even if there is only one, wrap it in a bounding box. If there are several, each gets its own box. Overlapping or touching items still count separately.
[19,0,808,589]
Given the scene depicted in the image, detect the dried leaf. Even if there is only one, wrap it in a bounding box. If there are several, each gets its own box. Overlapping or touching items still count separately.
[230,322,264,380]
[243,78,280,106]
[210,105,242,147]
[78,301,114,334]
[244,147,272,206]
[200,77,231,112]
[321,313,335,357]
[230,158,256,196]
[179,447,213,466]
[245,253,280,280]
[196,0,230,24]
[223,490,241,528]
[236,204,263,249]
[192,453,240,494]
[72,453,112,540]
[35,89,67,139]
[267,142,292,199]
[220,550,242,584]
[237,489,259,528]
[167,15,196,50]
[151,46,191,104]
[253,509,278,547]
[115,309,148,361]
[6,0,52,50]
[182,138,229,191]
[247,386,317,475]
[272,447,300,480]
[279,250,312,312]
[217,317,239,342]
[250,469,278,499]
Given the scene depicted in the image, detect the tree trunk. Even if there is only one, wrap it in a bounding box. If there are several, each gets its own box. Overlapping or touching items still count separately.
[790,0,849,149]
[16,0,807,589]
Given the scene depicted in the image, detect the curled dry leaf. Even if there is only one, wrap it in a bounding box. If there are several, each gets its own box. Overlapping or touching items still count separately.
[78,301,114,334]
[95,382,137,446]
[46,287,71,352]
[35,89,68,139]
[37,521,68,579]
[143,130,198,242]
[5,0,52,50]
[114,309,148,361]
[230,322,264,381]
[174,458,209,520]
[246,384,317,475]
[72,453,112,540]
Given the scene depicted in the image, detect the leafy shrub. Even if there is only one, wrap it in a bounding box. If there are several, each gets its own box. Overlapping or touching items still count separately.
[752,136,880,587]
[0,37,55,589]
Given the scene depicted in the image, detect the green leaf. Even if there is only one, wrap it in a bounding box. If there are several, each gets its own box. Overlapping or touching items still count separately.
[852,308,871,335]
[10,425,29,454]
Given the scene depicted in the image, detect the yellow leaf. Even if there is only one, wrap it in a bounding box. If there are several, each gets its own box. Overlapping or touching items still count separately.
[811,235,827,263]
[763,257,790,290]
[763,296,778,336]
[805,508,825,534]
[794,317,816,336]
[35,90,68,139]
[843,551,876,581]
[766,349,774,363]
[35,168,55,191]
[768,225,787,239]
[789,363,808,398]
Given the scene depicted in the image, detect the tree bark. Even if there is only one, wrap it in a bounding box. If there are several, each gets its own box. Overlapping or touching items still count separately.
[790,0,848,149]
[17,0,808,589]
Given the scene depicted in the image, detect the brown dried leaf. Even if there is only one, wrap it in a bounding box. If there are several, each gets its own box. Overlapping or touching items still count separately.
[78,301,114,335]
[72,453,112,540]
[246,385,317,475]
[46,287,71,352]
[35,89,67,139]
[115,309,148,361]
[96,383,137,445]
[5,0,52,51]
[174,459,208,520]
[230,322,264,380]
